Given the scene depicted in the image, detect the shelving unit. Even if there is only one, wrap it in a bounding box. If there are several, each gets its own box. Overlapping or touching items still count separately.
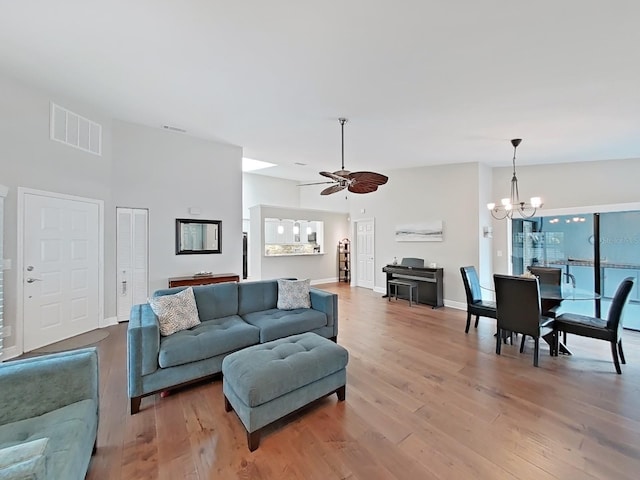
[338,238,351,283]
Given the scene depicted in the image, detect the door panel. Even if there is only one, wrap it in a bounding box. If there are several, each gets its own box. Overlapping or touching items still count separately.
[356,220,375,289]
[116,208,148,321]
[23,193,100,351]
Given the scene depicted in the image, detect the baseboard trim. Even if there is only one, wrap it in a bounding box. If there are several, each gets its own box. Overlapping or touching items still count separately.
[311,278,338,286]
[100,316,118,328]
[0,345,21,362]
[444,300,466,310]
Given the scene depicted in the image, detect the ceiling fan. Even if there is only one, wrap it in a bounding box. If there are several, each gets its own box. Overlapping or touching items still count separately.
[299,118,388,195]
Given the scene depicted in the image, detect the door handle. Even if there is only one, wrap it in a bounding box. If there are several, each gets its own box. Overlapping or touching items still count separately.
[26,278,42,283]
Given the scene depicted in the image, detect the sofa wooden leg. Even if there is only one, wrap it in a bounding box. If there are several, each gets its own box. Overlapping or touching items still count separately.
[336,385,346,401]
[92,440,97,455]
[224,395,232,413]
[130,397,142,415]
[248,430,260,452]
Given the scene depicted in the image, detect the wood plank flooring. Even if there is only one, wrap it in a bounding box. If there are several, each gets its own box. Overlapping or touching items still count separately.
[86,283,640,479]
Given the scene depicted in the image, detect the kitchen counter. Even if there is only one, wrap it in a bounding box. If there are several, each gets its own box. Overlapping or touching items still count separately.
[265,252,325,257]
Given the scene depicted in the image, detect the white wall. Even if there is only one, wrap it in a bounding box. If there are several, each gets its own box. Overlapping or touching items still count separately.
[348,163,483,307]
[477,162,494,291]
[299,183,350,213]
[242,173,300,220]
[0,72,115,352]
[112,121,243,294]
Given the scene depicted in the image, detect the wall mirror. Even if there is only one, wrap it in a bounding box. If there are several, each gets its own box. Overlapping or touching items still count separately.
[176,218,221,254]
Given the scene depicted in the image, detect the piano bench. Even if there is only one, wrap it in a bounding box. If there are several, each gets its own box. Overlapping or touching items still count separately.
[388,279,419,307]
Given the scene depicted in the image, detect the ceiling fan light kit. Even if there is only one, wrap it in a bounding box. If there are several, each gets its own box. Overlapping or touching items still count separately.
[299,118,389,195]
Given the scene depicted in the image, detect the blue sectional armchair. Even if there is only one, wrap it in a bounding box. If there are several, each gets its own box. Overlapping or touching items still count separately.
[0,347,99,480]
[127,279,338,414]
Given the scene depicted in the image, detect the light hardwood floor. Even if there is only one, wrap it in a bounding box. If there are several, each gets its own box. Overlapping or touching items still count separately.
[86,283,640,479]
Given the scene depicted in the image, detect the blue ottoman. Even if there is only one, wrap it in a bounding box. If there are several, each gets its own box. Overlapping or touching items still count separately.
[222,332,348,451]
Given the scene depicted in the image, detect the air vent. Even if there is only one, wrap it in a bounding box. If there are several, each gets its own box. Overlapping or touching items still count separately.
[50,103,102,156]
[162,125,187,133]
[294,162,307,166]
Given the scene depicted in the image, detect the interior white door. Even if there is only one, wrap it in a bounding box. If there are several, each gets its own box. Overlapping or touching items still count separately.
[116,208,148,322]
[356,219,375,289]
[23,192,100,351]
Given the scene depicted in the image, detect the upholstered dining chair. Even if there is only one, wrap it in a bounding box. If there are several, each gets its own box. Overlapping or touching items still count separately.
[528,266,563,344]
[493,274,556,367]
[460,266,497,333]
[554,277,634,374]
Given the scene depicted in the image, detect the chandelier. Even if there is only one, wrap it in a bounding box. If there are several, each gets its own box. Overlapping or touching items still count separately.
[487,138,542,220]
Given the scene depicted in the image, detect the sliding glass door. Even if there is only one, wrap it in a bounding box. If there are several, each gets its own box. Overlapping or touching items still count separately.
[512,209,640,330]
[599,211,640,329]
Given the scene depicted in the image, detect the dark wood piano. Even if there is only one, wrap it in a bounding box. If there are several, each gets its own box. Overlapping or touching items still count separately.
[382,258,444,308]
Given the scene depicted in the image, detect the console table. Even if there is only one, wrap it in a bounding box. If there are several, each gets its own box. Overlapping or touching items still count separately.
[168,273,240,288]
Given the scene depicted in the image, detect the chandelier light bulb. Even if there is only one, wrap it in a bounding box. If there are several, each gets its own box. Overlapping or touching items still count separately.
[487,202,496,210]
[501,198,511,207]
[531,197,542,208]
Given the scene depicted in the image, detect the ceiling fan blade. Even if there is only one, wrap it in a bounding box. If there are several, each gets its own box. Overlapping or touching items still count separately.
[297,181,336,186]
[321,184,347,195]
[348,182,379,194]
[348,171,389,185]
[320,171,345,182]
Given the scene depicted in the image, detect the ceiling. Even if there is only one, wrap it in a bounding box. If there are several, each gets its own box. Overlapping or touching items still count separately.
[2,1,639,182]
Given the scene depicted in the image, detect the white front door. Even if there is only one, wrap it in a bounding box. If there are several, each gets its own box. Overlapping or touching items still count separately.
[22,191,101,351]
[356,219,375,289]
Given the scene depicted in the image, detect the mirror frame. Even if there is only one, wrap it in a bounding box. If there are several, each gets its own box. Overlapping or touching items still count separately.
[175,218,222,255]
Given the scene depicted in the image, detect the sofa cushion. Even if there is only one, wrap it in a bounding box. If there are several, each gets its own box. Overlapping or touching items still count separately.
[149,287,201,336]
[238,280,279,316]
[242,308,328,343]
[192,283,239,320]
[158,315,260,368]
[277,279,311,310]
[0,399,97,480]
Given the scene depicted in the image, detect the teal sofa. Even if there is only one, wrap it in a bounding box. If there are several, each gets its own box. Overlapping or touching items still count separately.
[127,279,338,414]
[0,347,99,480]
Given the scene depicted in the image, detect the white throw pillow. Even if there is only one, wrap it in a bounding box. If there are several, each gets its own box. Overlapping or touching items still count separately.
[0,438,48,479]
[277,279,311,310]
[149,287,201,336]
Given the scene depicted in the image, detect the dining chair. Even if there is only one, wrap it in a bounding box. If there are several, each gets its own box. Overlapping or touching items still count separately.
[460,266,497,333]
[493,274,556,367]
[554,277,634,374]
[528,265,563,344]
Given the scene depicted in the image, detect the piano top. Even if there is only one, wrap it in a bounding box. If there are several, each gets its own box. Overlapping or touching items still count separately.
[383,264,443,273]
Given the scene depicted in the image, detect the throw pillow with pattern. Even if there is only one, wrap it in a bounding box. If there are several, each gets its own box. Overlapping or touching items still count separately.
[277,278,311,310]
[149,287,201,336]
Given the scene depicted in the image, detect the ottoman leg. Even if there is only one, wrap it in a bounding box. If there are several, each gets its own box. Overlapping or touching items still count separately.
[336,385,346,401]
[224,395,232,412]
[248,429,261,452]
